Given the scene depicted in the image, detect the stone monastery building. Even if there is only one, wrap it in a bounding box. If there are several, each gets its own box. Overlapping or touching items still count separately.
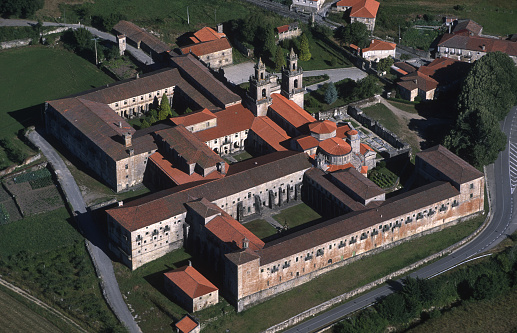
[45,51,484,312]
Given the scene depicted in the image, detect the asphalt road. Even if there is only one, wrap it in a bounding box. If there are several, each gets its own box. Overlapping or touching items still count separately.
[285,106,517,333]
[0,18,153,65]
[27,130,141,333]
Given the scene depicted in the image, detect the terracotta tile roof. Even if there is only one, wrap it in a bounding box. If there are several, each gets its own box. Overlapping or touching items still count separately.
[336,124,352,138]
[349,44,360,51]
[416,145,484,185]
[438,33,517,57]
[416,57,472,87]
[164,265,218,298]
[171,55,241,109]
[326,163,355,172]
[251,117,290,151]
[362,39,396,53]
[181,38,232,58]
[107,152,312,231]
[330,168,384,202]
[393,62,417,74]
[294,135,320,151]
[270,94,316,129]
[452,19,482,36]
[276,25,289,34]
[194,104,255,142]
[360,143,374,155]
[398,71,438,92]
[206,214,265,251]
[309,120,337,134]
[176,315,199,333]
[155,125,224,170]
[336,0,359,7]
[319,137,352,156]
[259,181,459,265]
[149,152,225,186]
[113,20,170,54]
[347,129,358,135]
[361,166,368,174]
[191,27,226,43]
[171,108,216,128]
[350,0,379,19]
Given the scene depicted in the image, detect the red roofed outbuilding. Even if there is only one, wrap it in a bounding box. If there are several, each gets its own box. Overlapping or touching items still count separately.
[180,26,233,69]
[164,265,219,312]
[175,315,200,333]
[336,0,380,31]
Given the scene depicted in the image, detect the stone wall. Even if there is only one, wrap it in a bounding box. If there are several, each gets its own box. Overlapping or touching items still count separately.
[347,104,412,158]
[0,153,42,178]
[1,39,32,50]
[263,210,487,333]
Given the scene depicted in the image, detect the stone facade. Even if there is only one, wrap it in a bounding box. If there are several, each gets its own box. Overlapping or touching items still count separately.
[292,0,324,12]
[108,85,174,119]
[197,48,233,70]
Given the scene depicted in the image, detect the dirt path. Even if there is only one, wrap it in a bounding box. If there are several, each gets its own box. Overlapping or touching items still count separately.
[0,277,87,333]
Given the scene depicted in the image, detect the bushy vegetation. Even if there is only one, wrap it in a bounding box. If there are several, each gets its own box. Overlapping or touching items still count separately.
[334,241,517,332]
[0,26,39,43]
[335,22,370,49]
[13,168,51,184]
[444,52,517,168]
[0,0,43,18]
[401,28,442,51]
[0,204,9,225]
[369,165,398,189]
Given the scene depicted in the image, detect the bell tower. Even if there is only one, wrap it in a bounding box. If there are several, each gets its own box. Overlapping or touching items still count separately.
[246,58,272,117]
[281,49,305,108]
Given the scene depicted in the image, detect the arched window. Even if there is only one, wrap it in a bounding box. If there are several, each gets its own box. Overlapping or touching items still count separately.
[294,79,298,89]
[292,63,296,70]
[260,72,264,80]
[262,89,266,98]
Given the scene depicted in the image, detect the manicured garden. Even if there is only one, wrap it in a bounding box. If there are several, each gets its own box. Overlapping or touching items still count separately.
[369,166,399,189]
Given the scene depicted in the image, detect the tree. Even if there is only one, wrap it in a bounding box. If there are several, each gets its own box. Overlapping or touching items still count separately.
[0,0,43,18]
[353,75,381,99]
[274,46,286,72]
[376,56,394,74]
[140,119,150,129]
[324,82,338,104]
[337,22,370,49]
[149,115,157,125]
[158,94,172,121]
[185,107,193,114]
[255,23,276,59]
[299,33,311,61]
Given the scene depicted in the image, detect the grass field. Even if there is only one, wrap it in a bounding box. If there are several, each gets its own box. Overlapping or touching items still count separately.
[376,0,517,37]
[0,284,82,333]
[272,203,322,229]
[388,99,419,114]
[0,46,113,167]
[244,219,278,240]
[362,103,422,153]
[0,207,80,257]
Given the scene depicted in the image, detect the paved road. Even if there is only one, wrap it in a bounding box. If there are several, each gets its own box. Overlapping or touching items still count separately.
[285,107,517,333]
[0,18,153,65]
[27,130,141,333]
[223,62,366,87]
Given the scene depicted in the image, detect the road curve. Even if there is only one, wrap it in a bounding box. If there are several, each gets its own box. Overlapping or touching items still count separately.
[27,130,141,333]
[285,106,517,333]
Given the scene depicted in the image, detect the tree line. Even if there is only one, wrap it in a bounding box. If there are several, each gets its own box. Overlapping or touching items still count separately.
[334,238,517,332]
[444,52,517,168]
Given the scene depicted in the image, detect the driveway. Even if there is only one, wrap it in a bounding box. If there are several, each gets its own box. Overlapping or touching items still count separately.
[27,129,141,333]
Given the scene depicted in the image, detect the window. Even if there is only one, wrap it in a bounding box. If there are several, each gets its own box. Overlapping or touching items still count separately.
[125,164,128,169]
[470,183,474,189]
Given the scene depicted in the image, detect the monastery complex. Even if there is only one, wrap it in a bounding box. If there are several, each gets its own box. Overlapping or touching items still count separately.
[44,49,484,312]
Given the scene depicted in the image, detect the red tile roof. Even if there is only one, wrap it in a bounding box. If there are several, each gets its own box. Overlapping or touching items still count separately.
[149,152,225,186]
[171,108,216,128]
[347,129,358,136]
[360,143,374,155]
[176,315,199,333]
[191,27,226,43]
[164,265,218,298]
[362,39,396,53]
[206,214,265,251]
[270,94,316,129]
[155,126,224,170]
[336,124,352,138]
[350,0,379,19]
[181,38,232,57]
[336,0,359,7]
[276,25,289,34]
[319,137,352,156]
[194,104,255,142]
[326,163,355,172]
[251,117,290,151]
[361,165,368,174]
[308,120,337,134]
[295,135,320,151]
[398,71,438,92]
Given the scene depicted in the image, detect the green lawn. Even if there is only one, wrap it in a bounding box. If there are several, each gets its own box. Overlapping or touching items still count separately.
[0,207,80,257]
[387,99,419,114]
[0,46,113,167]
[232,150,254,162]
[244,219,278,240]
[272,203,322,229]
[375,0,517,37]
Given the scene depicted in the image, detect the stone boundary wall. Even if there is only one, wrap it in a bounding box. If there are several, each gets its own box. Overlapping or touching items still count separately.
[316,95,380,121]
[348,105,411,158]
[0,153,43,178]
[1,38,32,50]
[263,170,492,333]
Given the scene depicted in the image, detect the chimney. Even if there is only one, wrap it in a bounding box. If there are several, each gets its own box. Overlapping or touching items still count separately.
[482,44,486,51]
[243,237,249,249]
[136,73,139,79]
[118,201,124,207]
[217,23,223,34]
[118,121,122,128]
[124,132,132,147]
[188,260,192,267]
